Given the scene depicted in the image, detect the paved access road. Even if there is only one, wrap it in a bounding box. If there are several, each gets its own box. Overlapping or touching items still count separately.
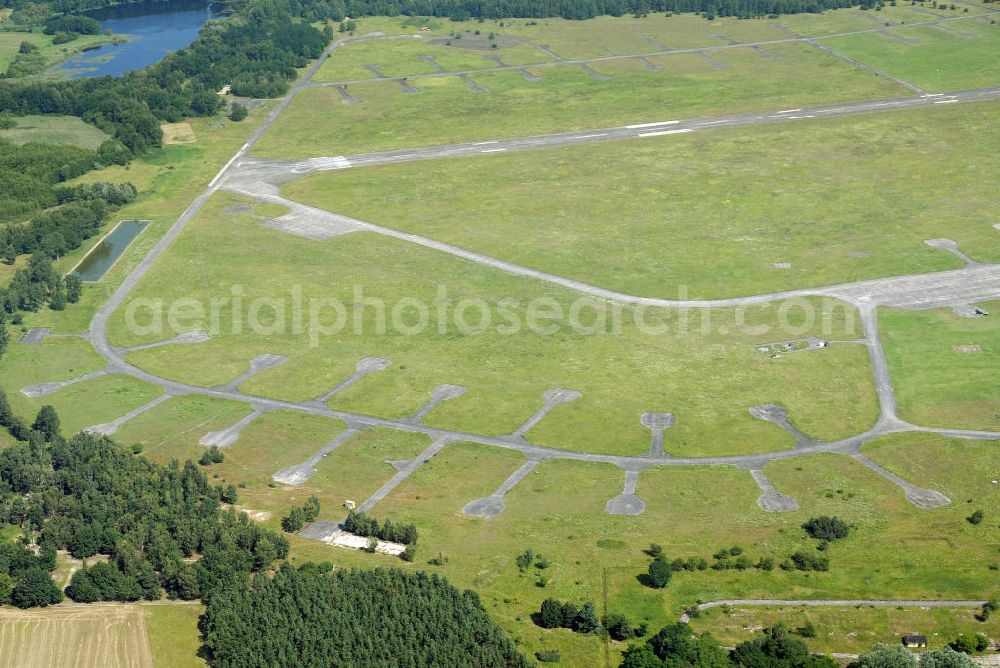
[679,598,988,623]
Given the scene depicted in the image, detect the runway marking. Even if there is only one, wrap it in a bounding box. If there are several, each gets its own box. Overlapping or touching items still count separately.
[922,93,945,97]
[626,120,680,129]
[309,156,352,169]
[934,99,959,104]
[481,148,508,153]
[575,133,608,139]
[638,128,694,137]
[776,108,801,114]
[473,140,499,145]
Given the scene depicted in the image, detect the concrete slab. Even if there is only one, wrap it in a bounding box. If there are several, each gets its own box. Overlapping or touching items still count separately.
[952,304,990,318]
[19,328,51,344]
[462,459,541,518]
[747,468,799,512]
[508,388,581,440]
[606,469,645,515]
[221,354,287,391]
[200,406,267,448]
[852,453,950,509]
[21,367,110,398]
[85,393,174,436]
[407,384,467,423]
[748,404,816,447]
[641,412,675,457]
[272,428,361,485]
[317,357,391,403]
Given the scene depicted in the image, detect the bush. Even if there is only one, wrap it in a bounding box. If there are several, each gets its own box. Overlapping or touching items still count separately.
[229,103,248,122]
[604,613,635,641]
[789,550,829,571]
[199,445,225,465]
[647,558,672,588]
[967,510,984,525]
[949,634,989,654]
[535,650,560,663]
[803,516,851,541]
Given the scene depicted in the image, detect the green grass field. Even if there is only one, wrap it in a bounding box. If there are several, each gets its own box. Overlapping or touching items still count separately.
[0,114,111,148]
[255,40,904,158]
[146,604,206,668]
[690,604,1000,654]
[880,301,1000,431]
[0,30,45,71]
[336,7,978,66]
[100,193,877,458]
[284,102,1000,299]
[824,17,1000,91]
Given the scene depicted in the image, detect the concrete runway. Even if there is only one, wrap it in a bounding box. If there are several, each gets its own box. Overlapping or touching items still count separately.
[232,86,1000,180]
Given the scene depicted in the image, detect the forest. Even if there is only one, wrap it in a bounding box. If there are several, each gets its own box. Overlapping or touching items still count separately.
[200,564,532,667]
[0,396,289,606]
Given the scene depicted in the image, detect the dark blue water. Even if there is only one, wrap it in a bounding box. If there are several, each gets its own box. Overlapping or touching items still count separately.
[56,1,223,78]
[73,220,147,281]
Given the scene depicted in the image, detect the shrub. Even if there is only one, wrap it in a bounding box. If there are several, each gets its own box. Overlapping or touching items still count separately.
[647,559,672,588]
[199,446,225,465]
[967,510,984,525]
[803,516,850,541]
[789,551,829,571]
[229,103,248,122]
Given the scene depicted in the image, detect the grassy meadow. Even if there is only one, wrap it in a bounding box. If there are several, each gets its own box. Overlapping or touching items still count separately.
[97,193,877,458]
[0,114,111,148]
[880,301,1000,431]
[283,102,1000,299]
[254,41,904,158]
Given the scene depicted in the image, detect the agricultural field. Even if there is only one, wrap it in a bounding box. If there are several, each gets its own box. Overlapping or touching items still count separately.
[0,605,153,668]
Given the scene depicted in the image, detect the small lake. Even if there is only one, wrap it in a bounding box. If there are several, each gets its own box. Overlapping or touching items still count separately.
[72,220,147,281]
[55,0,223,78]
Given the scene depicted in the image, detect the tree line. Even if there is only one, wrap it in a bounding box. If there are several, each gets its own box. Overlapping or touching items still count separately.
[310,0,860,22]
[342,508,419,544]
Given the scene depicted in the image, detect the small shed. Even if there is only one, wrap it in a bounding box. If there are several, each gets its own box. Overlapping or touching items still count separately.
[902,635,927,648]
[344,500,356,510]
